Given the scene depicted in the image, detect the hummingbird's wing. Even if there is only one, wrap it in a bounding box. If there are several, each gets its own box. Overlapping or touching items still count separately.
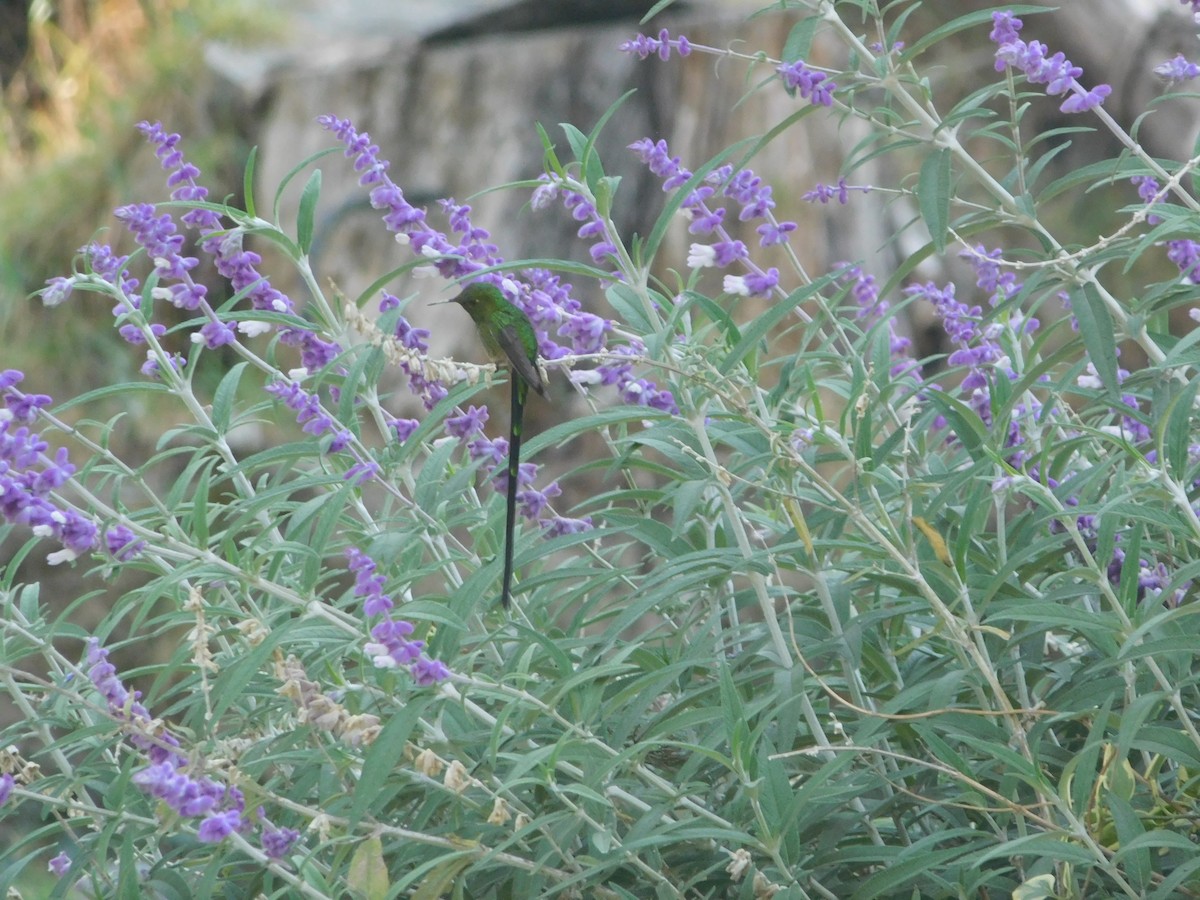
[496,323,547,398]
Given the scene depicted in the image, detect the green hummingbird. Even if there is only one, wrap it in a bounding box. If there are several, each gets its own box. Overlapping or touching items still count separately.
[449,282,547,609]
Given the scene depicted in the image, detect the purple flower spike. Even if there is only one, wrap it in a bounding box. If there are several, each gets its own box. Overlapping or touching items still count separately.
[1156,54,1200,84]
[619,29,692,61]
[989,11,1110,114]
[777,60,836,106]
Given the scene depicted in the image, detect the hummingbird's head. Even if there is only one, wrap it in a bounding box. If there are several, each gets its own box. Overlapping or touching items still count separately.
[449,281,503,314]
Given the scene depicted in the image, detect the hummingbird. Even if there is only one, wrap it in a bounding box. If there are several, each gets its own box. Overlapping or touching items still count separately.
[448,282,547,609]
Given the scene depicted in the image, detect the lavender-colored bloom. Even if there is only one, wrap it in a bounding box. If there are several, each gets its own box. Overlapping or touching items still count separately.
[711,240,748,267]
[197,320,236,349]
[1156,53,1200,83]
[48,852,71,877]
[347,547,393,616]
[837,264,914,375]
[468,435,507,470]
[88,639,254,842]
[1130,175,1163,224]
[0,380,99,561]
[5,390,51,424]
[411,657,452,686]
[518,479,562,519]
[140,350,184,378]
[618,29,692,60]
[544,515,593,537]
[961,245,1022,306]
[41,276,74,308]
[724,269,779,298]
[114,202,201,297]
[1167,239,1200,283]
[137,122,360,388]
[388,417,420,443]
[260,821,301,860]
[368,617,423,665]
[1059,84,1111,114]
[492,460,538,496]
[344,455,381,486]
[265,381,337,441]
[445,405,489,441]
[989,11,1023,46]
[0,773,12,807]
[198,809,242,843]
[344,549,451,680]
[393,315,431,352]
[989,11,1110,113]
[105,525,146,561]
[777,60,836,106]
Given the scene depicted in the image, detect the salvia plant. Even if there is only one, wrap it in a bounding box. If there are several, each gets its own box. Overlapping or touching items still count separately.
[2,1,1200,897]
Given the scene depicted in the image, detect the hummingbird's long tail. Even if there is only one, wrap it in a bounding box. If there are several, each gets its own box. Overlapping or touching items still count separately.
[500,378,524,609]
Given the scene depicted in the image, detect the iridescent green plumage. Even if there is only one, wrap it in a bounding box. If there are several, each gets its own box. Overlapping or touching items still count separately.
[450,282,546,609]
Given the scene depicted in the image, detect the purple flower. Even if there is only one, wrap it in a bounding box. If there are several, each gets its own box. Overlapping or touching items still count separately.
[344,455,381,486]
[347,547,392,616]
[48,852,71,877]
[961,245,1022,306]
[349,548,451,681]
[86,638,310,851]
[0,773,12,807]
[411,656,452,686]
[196,320,236,350]
[260,820,301,860]
[41,276,74,307]
[1059,84,1111,114]
[0,380,100,562]
[990,12,1110,113]
[105,525,146,561]
[388,417,420,443]
[989,11,1023,46]
[1167,239,1200,283]
[198,809,242,843]
[136,122,342,389]
[618,29,692,60]
[777,60,836,107]
[445,405,489,441]
[1156,54,1200,83]
[518,479,562,519]
[1130,175,1163,224]
[837,264,914,374]
[544,515,593,537]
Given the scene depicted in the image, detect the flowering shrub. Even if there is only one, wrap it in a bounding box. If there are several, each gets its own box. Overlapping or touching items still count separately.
[3,2,1200,896]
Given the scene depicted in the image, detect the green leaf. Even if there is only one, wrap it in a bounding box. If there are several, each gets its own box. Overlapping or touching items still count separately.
[900,5,1047,59]
[296,169,322,255]
[918,148,951,254]
[781,17,818,63]
[922,389,987,454]
[560,122,588,163]
[718,274,836,375]
[1106,792,1149,890]
[271,145,339,226]
[605,282,654,334]
[718,661,751,773]
[242,144,258,219]
[1161,375,1200,478]
[210,361,247,433]
[1073,283,1120,397]
[411,855,477,900]
[349,696,431,826]
[640,0,684,22]
[347,835,390,900]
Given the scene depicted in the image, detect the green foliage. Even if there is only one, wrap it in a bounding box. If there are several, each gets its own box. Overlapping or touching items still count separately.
[3,1,1200,898]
